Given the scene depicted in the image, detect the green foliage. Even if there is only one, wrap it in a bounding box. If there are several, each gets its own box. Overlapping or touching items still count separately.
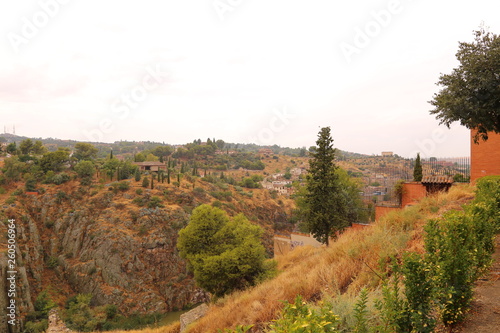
[52,172,71,185]
[64,294,105,332]
[394,181,405,205]
[400,253,436,332]
[134,168,141,182]
[74,160,96,179]
[2,156,26,182]
[46,256,59,269]
[268,295,339,333]
[299,127,361,246]
[39,149,70,172]
[430,28,500,142]
[375,268,411,333]
[413,153,423,182]
[19,138,34,155]
[25,175,37,192]
[142,177,149,188]
[74,143,98,160]
[34,290,56,317]
[177,205,267,297]
[352,289,369,333]
[148,196,164,208]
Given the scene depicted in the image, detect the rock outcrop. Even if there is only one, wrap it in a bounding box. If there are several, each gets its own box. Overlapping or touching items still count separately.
[180,303,208,332]
[47,309,72,333]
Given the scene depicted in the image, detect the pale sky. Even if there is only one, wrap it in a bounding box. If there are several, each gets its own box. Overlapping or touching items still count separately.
[1,0,499,157]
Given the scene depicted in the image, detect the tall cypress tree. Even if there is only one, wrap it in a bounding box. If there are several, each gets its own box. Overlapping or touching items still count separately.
[413,153,423,182]
[303,127,348,246]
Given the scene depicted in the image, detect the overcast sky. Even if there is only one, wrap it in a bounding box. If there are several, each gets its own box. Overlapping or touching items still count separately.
[1,0,499,157]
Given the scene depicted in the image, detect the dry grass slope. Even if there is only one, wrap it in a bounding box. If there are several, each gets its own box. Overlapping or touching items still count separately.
[95,184,475,333]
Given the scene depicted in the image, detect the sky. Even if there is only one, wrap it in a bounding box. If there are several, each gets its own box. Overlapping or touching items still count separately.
[1,0,500,158]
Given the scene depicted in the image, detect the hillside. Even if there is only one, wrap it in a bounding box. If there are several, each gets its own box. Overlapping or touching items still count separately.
[181,185,476,332]
[88,184,476,333]
[0,162,297,331]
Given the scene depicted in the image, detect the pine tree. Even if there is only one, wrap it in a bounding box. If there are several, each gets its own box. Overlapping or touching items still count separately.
[413,153,423,182]
[303,127,348,246]
[110,149,113,159]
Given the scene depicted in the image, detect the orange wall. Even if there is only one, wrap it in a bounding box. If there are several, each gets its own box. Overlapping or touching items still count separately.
[401,182,427,207]
[471,129,500,182]
[375,206,400,221]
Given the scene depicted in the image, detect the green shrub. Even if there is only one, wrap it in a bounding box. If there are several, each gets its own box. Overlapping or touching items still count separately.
[46,257,59,269]
[148,196,164,208]
[268,295,339,332]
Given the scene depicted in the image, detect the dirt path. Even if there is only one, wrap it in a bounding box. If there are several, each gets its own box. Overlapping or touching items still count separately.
[456,235,500,332]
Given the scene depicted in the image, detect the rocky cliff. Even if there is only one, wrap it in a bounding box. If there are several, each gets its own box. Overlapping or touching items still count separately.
[0,180,293,328]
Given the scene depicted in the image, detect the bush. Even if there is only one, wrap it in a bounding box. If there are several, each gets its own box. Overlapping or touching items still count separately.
[177,205,267,298]
[268,295,339,332]
[52,172,71,185]
[148,196,164,208]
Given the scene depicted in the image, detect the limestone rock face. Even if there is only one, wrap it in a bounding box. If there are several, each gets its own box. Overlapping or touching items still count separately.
[12,188,208,315]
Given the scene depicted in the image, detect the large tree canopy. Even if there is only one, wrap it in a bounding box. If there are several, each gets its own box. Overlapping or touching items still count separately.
[177,204,267,297]
[430,28,500,142]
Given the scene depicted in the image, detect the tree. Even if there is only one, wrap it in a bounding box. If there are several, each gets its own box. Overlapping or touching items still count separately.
[6,142,17,155]
[413,153,423,182]
[152,145,173,160]
[215,139,225,150]
[103,158,120,181]
[32,140,47,155]
[39,150,70,172]
[74,143,98,161]
[134,168,141,182]
[74,161,95,179]
[19,139,34,155]
[177,204,267,297]
[2,156,26,182]
[301,127,349,246]
[430,28,500,142]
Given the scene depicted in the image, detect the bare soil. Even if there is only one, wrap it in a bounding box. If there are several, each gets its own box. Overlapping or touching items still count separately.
[455,235,500,332]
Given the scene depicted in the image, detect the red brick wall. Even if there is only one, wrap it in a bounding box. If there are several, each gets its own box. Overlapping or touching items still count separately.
[401,182,426,207]
[375,206,400,221]
[471,129,500,182]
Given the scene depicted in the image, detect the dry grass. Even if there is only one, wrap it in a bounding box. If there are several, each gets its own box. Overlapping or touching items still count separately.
[184,185,475,333]
[86,184,475,333]
[89,322,180,333]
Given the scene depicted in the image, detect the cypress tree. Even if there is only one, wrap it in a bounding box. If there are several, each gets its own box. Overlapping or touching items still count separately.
[303,127,348,246]
[413,153,423,182]
[135,169,141,182]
